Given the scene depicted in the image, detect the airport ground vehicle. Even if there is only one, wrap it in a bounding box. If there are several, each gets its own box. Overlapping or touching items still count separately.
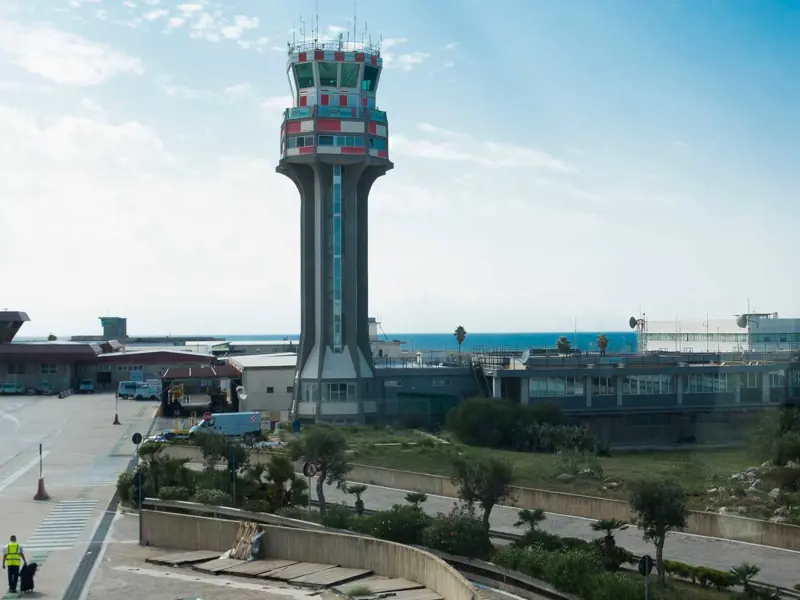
[189,412,261,439]
[118,381,160,400]
[1,382,25,395]
[35,382,53,395]
[78,379,95,393]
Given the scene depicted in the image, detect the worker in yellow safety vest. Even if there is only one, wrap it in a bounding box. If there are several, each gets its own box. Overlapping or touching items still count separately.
[2,535,26,593]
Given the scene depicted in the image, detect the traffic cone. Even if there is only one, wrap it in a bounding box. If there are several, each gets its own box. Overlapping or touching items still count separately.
[113,413,121,425]
[33,477,50,501]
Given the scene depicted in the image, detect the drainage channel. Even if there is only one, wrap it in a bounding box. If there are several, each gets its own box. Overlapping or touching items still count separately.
[61,416,158,600]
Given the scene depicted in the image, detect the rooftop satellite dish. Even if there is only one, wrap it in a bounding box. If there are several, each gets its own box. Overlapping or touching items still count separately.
[629,316,637,329]
[736,315,748,329]
[520,349,530,363]
[236,385,248,401]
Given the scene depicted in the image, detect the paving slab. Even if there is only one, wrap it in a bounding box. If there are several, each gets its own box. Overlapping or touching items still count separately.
[390,589,444,600]
[146,550,222,566]
[262,562,338,581]
[192,557,247,573]
[290,566,373,587]
[334,576,425,594]
[225,559,299,576]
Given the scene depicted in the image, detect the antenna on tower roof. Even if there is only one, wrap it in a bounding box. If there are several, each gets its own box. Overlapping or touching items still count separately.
[299,16,306,45]
[314,0,319,43]
[353,1,357,48]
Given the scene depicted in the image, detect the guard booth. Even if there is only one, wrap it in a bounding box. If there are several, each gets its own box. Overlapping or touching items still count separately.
[160,364,242,418]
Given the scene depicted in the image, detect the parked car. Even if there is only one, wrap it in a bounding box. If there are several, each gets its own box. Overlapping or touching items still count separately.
[1,382,26,395]
[78,380,95,394]
[35,382,54,395]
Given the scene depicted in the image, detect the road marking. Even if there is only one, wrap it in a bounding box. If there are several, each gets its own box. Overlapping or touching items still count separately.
[75,509,121,600]
[24,500,98,552]
[79,460,126,487]
[0,452,50,494]
[112,566,313,598]
[340,480,800,555]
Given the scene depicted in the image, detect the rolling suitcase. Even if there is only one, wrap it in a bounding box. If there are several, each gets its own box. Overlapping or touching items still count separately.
[20,562,37,593]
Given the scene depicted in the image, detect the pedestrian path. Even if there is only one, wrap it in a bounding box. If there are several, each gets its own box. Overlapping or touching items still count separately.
[24,500,98,552]
[80,460,126,487]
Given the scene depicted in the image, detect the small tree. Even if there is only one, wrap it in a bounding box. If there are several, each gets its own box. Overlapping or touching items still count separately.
[556,336,572,355]
[451,456,515,529]
[405,492,428,506]
[514,507,546,531]
[454,326,467,359]
[347,484,367,515]
[590,518,627,552]
[629,480,689,585]
[729,562,761,596]
[47,333,57,341]
[287,425,350,514]
[596,334,609,356]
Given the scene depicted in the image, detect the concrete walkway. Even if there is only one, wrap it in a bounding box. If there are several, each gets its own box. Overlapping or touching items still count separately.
[315,477,800,590]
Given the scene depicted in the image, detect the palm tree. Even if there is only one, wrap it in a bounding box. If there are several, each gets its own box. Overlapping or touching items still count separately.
[591,518,627,551]
[596,334,609,356]
[556,336,571,355]
[729,563,761,595]
[454,326,467,360]
[513,508,546,532]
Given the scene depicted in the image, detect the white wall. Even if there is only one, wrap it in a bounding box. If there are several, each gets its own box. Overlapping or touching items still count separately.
[241,367,295,413]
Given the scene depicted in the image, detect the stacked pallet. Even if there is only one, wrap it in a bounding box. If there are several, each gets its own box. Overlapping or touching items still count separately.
[231,521,260,560]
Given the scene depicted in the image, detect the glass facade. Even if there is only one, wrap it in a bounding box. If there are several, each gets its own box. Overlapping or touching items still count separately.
[294,63,314,89]
[622,375,674,394]
[323,382,356,402]
[318,135,365,147]
[287,135,314,148]
[340,63,360,88]
[684,373,728,393]
[332,165,343,353]
[769,369,786,387]
[529,376,585,397]
[646,332,748,343]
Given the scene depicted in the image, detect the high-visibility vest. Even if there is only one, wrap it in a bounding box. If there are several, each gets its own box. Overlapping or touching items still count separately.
[5,543,21,566]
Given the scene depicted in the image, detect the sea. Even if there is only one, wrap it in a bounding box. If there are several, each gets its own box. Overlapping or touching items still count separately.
[223,331,638,354]
[19,330,638,353]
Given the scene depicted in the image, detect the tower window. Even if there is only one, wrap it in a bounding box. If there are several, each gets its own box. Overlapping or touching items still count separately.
[318,62,338,86]
[340,63,360,88]
[318,135,334,146]
[287,135,314,148]
[369,137,387,151]
[362,65,379,92]
[294,63,314,89]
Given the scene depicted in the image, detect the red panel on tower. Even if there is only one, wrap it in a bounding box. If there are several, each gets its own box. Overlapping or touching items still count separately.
[341,147,366,155]
[298,52,307,62]
[317,119,342,132]
[338,95,348,107]
[377,150,388,158]
[354,53,365,62]
[334,51,345,61]
[314,50,324,60]
[368,121,377,134]
[361,96,368,107]
[286,121,301,134]
[298,146,314,155]
[299,96,307,107]
[370,55,377,66]
[320,94,329,106]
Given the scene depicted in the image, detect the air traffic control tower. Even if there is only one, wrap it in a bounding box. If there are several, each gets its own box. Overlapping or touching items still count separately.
[277,34,393,421]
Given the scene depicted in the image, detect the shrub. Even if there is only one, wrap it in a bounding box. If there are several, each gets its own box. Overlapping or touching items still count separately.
[592,573,643,600]
[423,503,492,560]
[493,546,550,580]
[663,560,735,591]
[363,505,430,545]
[158,486,191,501]
[545,548,604,598]
[116,472,134,503]
[191,489,234,506]
[320,503,355,530]
[137,442,164,458]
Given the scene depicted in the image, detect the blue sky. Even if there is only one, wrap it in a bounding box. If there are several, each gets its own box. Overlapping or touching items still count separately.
[0,0,798,336]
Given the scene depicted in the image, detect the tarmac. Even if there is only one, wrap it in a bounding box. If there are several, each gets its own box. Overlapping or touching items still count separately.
[0,392,156,599]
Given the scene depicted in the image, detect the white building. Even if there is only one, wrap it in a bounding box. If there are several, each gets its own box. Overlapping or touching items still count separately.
[228,353,297,418]
[642,312,800,353]
[369,318,404,359]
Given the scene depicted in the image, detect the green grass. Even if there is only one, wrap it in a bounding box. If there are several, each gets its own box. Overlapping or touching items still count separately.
[350,441,752,507]
[323,425,432,445]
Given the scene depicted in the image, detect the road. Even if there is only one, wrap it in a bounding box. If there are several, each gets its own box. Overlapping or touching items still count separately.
[0,393,156,598]
[314,477,800,589]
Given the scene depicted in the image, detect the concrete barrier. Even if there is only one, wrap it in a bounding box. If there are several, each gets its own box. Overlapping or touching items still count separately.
[141,510,480,600]
[345,464,800,552]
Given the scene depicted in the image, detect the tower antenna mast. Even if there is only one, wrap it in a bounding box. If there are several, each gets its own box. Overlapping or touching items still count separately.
[315,0,319,43]
[353,1,357,48]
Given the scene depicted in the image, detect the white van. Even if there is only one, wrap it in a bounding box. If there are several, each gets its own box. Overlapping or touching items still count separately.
[118,381,159,400]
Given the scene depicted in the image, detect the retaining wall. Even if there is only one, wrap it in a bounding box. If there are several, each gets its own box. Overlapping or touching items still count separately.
[153,445,800,551]
[140,510,480,600]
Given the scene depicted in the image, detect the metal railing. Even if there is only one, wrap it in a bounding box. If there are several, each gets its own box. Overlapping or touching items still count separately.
[288,39,381,56]
[283,106,387,123]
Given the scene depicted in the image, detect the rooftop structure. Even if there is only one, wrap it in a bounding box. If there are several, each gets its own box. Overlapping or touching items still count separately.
[277,32,393,420]
[0,311,30,344]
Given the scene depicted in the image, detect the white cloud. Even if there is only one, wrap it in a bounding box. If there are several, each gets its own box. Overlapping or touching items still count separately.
[393,128,575,172]
[443,42,459,50]
[165,17,186,30]
[225,83,252,97]
[238,36,269,52]
[161,84,211,100]
[143,9,169,21]
[0,80,53,93]
[381,38,430,72]
[178,3,204,14]
[80,98,104,112]
[0,21,143,86]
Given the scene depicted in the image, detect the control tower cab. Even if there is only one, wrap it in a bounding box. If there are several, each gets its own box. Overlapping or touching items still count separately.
[277,35,393,423]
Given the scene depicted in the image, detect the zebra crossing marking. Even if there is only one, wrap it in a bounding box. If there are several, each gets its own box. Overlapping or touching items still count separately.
[80,460,126,487]
[24,500,98,552]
